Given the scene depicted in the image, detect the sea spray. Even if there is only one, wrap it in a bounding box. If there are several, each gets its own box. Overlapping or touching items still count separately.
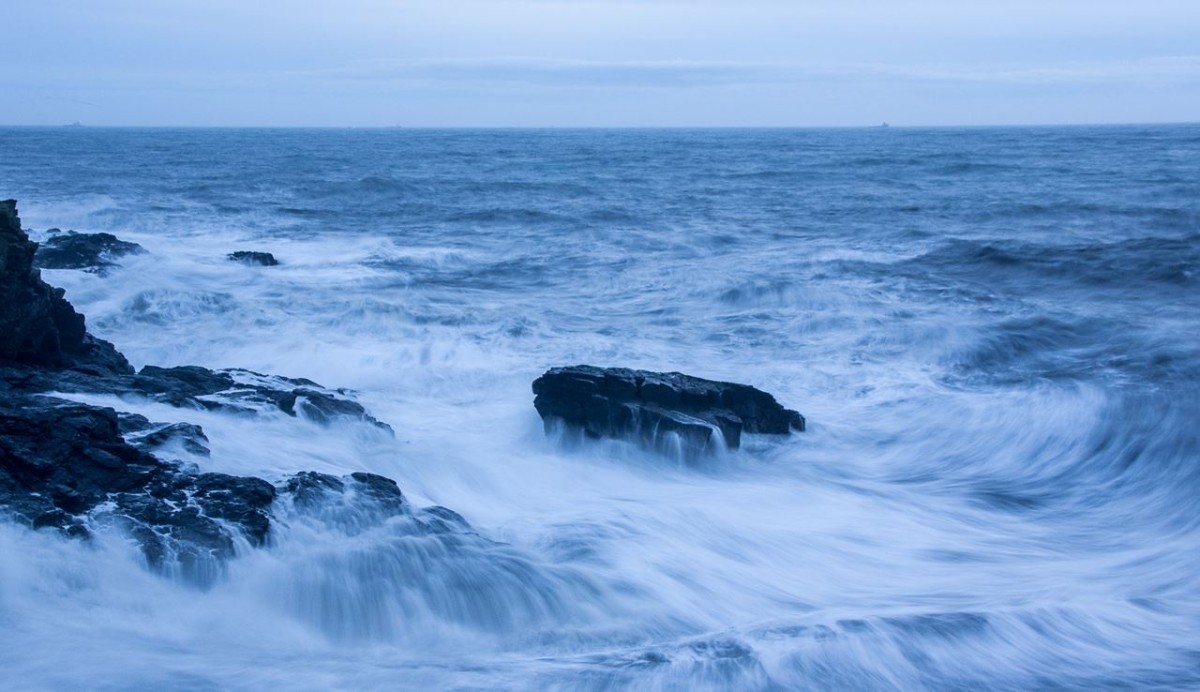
[1,125,1197,689]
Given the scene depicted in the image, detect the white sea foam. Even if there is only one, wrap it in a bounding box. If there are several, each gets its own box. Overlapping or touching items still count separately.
[2,126,1198,689]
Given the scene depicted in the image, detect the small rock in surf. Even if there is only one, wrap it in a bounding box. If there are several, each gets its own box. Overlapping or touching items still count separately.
[227,251,279,266]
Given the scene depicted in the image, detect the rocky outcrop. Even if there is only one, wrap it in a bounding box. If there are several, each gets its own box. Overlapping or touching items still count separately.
[0,200,132,375]
[124,366,392,430]
[35,229,145,272]
[227,251,279,266]
[120,415,212,457]
[0,199,446,583]
[532,365,804,456]
[0,390,275,563]
[0,358,392,433]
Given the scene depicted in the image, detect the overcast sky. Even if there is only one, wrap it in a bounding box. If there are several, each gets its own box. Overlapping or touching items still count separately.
[4,0,1198,126]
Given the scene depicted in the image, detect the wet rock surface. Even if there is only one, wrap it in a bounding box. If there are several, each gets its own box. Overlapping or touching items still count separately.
[35,229,145,272]
[533,365,804,455]
[227,250,279,266]
[0,389,275,564]
[0,199,452,581]
[279,469,472,537]
[120,415,212,457]
[0,199,131,375]
[0,362,393,433]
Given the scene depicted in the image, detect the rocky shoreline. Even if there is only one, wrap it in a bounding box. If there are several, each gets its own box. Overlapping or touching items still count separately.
[1,198,804,583]
[0,199,468,583]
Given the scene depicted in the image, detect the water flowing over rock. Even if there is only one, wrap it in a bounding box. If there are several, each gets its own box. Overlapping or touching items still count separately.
[0,390,276,572]
[532,365,805,455]
[34,229,145,272]
[227,250,279,266]
[0,199,434,582]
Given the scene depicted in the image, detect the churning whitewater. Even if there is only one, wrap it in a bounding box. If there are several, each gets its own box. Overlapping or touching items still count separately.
[1,126,1198,690]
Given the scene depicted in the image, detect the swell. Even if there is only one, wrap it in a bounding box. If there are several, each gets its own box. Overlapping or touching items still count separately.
[1,125,1199,690]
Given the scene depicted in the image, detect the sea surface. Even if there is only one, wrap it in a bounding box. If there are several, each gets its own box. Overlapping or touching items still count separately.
[1,126,1198,690]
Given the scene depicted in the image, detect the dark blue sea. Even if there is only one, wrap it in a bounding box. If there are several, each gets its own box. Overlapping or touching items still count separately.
[1,126,1198,690]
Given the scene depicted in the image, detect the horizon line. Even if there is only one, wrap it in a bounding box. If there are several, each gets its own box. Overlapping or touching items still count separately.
[1,120,1197,131]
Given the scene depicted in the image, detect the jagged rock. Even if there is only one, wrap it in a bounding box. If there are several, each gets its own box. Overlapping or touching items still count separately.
[0,392,273,565]
[281,471,405,515]
[119,413,211,456]
[0,394,163,518]
[190,473,276,546]
[0,203,383,428]
[227,251,279,266]
[0,200,132,375]
[0,361,393,434]
[284,470,346,508]
[123,365,394,432]
[532,365,805,455]
[131,365,236,405]
[0,199,465,584]
[35,229,145,272]
[276,470,476,537]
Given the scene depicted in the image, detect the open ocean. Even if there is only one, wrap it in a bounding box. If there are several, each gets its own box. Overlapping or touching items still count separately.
[1,125,1198,690]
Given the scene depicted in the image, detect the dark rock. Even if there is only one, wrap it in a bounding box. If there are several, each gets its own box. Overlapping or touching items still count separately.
[35,230,145,272]
[0,390,277,566]
[120,365,393,432]
[283,470,346,508]
[283,387,380,426]
[277,470,477,539]
[532,365,805,455]
[0,199,447,583]
[417,505,472,534]
[227,251,279,266]
[126,421,211,457]
[129,365,238,408]
[348,471,406,513]
[0,200,132,375]
[0,394,165,515]
[6,359,394,433]
[191,473,276,547]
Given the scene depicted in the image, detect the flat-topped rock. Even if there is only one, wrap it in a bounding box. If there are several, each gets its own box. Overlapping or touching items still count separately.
[532,365,804,456]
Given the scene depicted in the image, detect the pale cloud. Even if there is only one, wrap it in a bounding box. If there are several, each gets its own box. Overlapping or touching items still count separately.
[2,0,1198,125]
[293,55,1200,89]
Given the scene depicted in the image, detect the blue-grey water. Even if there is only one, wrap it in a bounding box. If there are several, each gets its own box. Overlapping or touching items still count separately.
[1,126,1198,690]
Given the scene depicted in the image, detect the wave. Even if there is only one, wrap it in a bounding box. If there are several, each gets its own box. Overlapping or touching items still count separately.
[2,125,1199,689]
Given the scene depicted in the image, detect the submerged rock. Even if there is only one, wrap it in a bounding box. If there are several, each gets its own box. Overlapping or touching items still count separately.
[277,470,473,537]
[227,250,279,266]
[35,229,145,272]
[532,365,804,455]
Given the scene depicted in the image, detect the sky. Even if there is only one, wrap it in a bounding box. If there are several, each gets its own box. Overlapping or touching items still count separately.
[3,0,1199,127]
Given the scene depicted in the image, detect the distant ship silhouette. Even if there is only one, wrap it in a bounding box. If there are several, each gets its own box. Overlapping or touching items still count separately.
[64,121,85,128]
